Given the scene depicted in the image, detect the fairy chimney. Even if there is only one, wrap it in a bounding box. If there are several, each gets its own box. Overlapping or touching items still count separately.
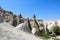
[31,14,40,35]
[12,15,17,27]
[27,18,32,31]
[45,25,49,34]
[32,14,39,29]
[17,14,24,25]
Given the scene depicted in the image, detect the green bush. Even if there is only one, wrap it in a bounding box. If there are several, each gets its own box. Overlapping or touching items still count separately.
[39,33,50,39]
[39,30,51,39]
[50,32,56,37]
[53,26,60,35]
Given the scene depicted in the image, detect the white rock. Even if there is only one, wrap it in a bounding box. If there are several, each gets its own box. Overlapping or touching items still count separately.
[31,28,37,34]
[16,22,31,32]
[0,22,42,40]
[56,36,60,39]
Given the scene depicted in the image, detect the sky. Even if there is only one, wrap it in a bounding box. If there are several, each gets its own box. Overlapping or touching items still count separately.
[0,0,60,20]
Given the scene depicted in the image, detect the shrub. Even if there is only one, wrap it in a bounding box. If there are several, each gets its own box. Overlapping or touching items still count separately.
[53,26,60,35]
[39,33,50,39]
[39,30,50,39]
[50,32,56,37]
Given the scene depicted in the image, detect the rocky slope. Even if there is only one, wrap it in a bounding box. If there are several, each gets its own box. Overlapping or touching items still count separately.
[0,22,42,40]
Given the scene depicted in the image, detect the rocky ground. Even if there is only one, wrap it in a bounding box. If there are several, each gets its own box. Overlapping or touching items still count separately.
[0,22,42,40]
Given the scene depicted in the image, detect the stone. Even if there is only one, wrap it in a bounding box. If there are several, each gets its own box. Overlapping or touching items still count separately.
[0,22,42,40]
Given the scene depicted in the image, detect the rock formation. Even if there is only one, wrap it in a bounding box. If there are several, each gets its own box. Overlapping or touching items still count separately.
[32,14,39,29]
[45,25,49,34]
[0,7,13,24]
[0,7,34,27]
[12,15,17,27]
[31,14,40,35]
[17,14,24,25]
[0,7,25,27]
[27,18,32,32]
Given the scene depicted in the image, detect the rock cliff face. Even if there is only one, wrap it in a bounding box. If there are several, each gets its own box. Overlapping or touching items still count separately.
[43,20,60,30]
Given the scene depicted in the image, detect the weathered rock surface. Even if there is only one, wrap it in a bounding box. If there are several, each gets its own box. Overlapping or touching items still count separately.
[0,22,42,40]
[16,22,31,33]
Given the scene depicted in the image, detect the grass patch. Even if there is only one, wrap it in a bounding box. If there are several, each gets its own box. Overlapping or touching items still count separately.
[39,33,50,39]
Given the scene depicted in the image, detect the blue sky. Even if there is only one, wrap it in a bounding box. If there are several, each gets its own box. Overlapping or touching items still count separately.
[0,0,60,20]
